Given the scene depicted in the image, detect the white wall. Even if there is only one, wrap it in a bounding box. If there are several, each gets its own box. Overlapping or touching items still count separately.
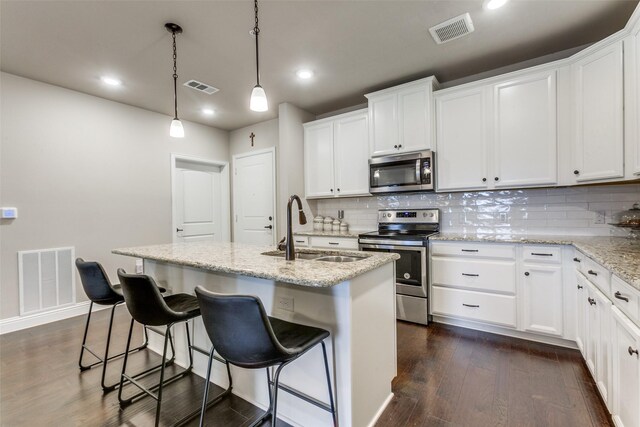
[0,73,229,320]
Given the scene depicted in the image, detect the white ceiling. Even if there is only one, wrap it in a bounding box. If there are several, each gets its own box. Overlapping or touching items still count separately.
[1,0,637,131]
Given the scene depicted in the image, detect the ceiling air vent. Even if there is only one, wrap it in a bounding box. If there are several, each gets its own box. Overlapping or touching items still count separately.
[183,79,219,95]
[429,13,474,44]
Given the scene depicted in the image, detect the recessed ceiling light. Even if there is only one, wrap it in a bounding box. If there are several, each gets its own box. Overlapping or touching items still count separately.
[484,0,509,10]
[296,69,314,80]
[100,76,122,86]
[202,108,215,116]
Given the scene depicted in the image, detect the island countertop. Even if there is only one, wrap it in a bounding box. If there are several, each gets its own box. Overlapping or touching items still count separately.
[113,241,399,288]
[431,233,640,290]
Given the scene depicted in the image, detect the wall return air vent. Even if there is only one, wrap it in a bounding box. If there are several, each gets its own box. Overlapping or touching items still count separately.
[183,79,219,95]
[429,13,475,44]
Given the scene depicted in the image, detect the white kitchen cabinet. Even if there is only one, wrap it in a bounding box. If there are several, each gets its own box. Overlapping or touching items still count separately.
[303,109,369,199]
[435,87,489,191]
[585,279,612,409]
[493,71,558,187]
[366,77,439,157]
[434,69,558,192]
[576,271,588,356]
[308,236,359,250]
[521,263,563,337]
[571,41,624,183]
[611,305,640,427]
[625,19,640,178]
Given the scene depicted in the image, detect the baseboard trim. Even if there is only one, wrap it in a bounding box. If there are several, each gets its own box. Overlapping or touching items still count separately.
[0,301,106,335]
[431,316,578,349]
[367,392,394,427]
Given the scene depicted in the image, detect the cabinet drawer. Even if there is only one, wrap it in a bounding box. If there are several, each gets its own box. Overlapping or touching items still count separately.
[430,242,515,259]
[522,245,561,264]
[431,286,517,328]
[583,257,611,294]
[309,236,359,250]
[611,275,640,325]
[291,236,309,247]
[431,257,516,294]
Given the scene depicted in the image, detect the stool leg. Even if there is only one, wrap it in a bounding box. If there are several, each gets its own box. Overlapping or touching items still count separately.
[271,363,286,427]
[78,302,94,371]
[154,324,172,426]
[118,318,136,405]
[198,347,215,427]
[321,341,338,427]
[185,321,194,370]
[100,302,119,392]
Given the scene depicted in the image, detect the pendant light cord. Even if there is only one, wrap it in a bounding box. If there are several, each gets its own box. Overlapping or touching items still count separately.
[254,0,260,86]
[172,30,179,119]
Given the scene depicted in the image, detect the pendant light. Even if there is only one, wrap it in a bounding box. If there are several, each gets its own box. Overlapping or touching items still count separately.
[250,0,268,112]
[166,22,185,138]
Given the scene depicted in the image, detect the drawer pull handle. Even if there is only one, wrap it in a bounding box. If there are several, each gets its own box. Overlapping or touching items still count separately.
[573,257,581,263]
[461,249,479,253]
[461,273,479,277]
[295,240,305,243]
[629,347,639,357]
[531,253,553,257]
[328,242,339,246]
[588,270,598,276]
[577,284,583,289]
[588,297,596,306]
[462,303,480,308]
[615,291,630,302]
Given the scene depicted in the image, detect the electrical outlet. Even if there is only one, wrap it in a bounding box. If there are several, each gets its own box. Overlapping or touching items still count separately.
[277,296,294,312]
[135,259,144,274]
[594,211,606,225]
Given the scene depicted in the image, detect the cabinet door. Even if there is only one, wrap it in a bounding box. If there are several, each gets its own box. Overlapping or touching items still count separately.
[611,306,640,427]
[493,71,558,187]
[572,41,624,182]
[398,85,431,153]
[368,94,399,157]
[303,122,335,198]
[586,283,599,377]
[435,87,490,191]
[576,273,588,356]
[521,263,563,336]
[626,24,640,177]
[586,280,612,408]
[334,112,370,196]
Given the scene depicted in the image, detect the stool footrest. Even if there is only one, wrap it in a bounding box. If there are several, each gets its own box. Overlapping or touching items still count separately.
[268,380,333,413]
[119,368,191,406]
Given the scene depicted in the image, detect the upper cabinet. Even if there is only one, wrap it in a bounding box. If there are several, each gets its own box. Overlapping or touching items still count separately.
[434,70,558,192]
[303,109,370,199]
[366,77,439,157]
[571,41,624,183]
[625,17,640,178]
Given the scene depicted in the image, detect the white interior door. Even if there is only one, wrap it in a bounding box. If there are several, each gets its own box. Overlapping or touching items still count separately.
[173,159,228,242]
[233,148,276,245]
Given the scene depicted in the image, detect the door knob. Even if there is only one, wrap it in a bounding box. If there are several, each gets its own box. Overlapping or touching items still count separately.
[264,225,273,229]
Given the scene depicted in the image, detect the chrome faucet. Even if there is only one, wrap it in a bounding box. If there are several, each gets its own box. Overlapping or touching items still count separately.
[283,195,307,260]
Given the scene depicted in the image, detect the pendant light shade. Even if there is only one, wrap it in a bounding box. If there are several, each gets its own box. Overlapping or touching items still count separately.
[166,22,184,138]
[170,118,185,138]
[250,0,268,112]
[250,85,268,112]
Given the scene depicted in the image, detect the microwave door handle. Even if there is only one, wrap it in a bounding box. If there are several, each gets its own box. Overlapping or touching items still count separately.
[415,159,421,184]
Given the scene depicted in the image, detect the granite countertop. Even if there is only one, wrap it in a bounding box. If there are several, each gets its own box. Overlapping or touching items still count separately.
[431,233,640,290]
[113,241,399,288]
[293,230,369,238]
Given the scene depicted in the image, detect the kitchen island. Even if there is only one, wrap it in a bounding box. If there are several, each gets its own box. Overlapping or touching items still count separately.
[113,241,399,427]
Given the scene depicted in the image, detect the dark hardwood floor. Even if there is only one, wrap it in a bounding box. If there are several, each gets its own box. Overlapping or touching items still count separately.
[0,308,611,427]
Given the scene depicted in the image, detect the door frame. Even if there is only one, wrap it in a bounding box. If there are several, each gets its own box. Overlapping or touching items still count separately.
[232,147,277,245]
[170,153,231,243]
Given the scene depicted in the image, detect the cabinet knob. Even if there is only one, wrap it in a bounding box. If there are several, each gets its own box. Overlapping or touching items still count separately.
[494,177,499,181]
[573,257,581,263]
[482,178,487,182]
[588,270,598,277]
[629,346,639,356]
[577,284,583,289]
[588,297,596,306]
[574,170,580,175]
[393,145,398,149]
[524,272,530,276]
[337,188,340,192]
[330,188,333,192]
[398,144,402,148]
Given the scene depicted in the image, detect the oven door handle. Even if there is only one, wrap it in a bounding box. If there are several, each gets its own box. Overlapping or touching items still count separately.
[359,239,424,247]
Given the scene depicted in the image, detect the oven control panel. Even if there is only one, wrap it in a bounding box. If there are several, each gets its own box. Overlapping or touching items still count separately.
[378,209,440,224]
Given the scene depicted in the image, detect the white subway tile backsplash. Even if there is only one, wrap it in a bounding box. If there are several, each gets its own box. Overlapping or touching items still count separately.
[310,183,640,236]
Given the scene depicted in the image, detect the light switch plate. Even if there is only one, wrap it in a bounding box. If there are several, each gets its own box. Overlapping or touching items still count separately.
[277,296,294,312]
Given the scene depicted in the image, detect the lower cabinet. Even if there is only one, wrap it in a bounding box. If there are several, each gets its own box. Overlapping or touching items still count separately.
[611,305,640,427]
[575,272,588,356]
[307,236,359,250]
[521,263,564,336]
[585,279,612,408]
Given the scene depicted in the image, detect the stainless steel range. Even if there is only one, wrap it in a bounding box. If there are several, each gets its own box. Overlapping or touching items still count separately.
[358,209,440,325]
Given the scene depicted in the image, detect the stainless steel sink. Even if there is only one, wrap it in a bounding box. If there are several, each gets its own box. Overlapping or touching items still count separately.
[314,255,367,263]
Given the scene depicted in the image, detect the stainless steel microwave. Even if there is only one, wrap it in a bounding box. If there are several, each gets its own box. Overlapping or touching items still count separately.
[369,150,435,194]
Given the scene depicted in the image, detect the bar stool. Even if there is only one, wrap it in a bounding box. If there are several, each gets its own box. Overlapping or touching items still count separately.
[116,269,231,427]
[194,286,338,427]
[76,258,165,392]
